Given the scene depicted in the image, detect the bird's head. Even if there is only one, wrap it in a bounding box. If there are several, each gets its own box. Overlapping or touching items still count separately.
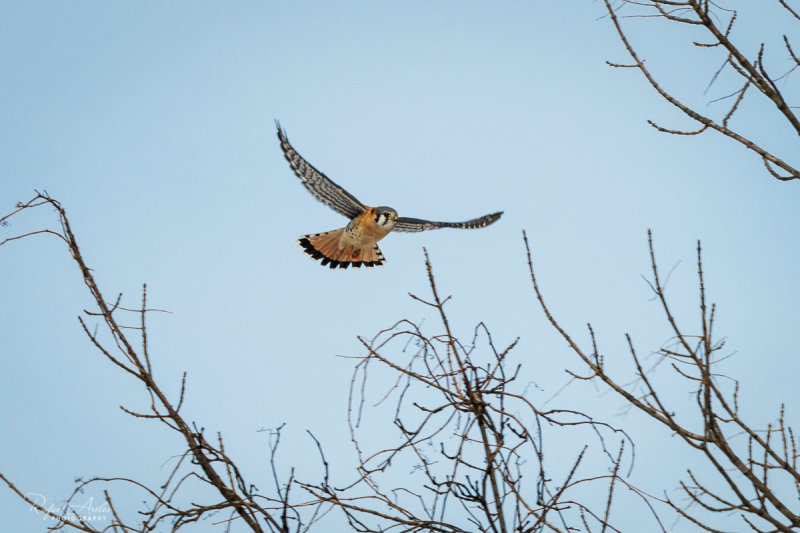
[374,206,398,228]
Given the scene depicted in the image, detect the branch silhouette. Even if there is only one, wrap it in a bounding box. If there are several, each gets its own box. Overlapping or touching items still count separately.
[525,229,800,531]
[1,193,311,533]
[602,0,800,181]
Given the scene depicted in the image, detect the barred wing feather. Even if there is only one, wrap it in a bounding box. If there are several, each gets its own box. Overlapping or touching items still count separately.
[276,123,365,220]
[393,211,503,233]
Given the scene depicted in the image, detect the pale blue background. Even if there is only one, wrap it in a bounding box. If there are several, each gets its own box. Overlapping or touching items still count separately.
[1,1,798,531]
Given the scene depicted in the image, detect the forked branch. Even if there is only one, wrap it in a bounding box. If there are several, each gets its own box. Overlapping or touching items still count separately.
[525,229,800,531]
[602,0,800,181]
[0,193,309,532]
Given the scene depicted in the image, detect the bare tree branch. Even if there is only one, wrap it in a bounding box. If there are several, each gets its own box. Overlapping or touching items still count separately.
[1,193,313,532]
[525,229,800,531]
[602,0,800,181]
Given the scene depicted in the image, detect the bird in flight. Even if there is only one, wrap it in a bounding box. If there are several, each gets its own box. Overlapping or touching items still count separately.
[277,123,503,269]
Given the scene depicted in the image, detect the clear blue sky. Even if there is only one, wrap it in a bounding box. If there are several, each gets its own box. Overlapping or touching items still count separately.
[1,2,798,531]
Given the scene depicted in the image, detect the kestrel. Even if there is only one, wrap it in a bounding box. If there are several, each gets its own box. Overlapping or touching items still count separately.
[277,123,503,269]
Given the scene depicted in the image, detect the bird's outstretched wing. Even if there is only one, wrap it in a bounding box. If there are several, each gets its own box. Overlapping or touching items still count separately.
[393,211,503,233]
[276,122,366,219]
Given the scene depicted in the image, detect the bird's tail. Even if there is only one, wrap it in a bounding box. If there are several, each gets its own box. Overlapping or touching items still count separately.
[297,229,385,269]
